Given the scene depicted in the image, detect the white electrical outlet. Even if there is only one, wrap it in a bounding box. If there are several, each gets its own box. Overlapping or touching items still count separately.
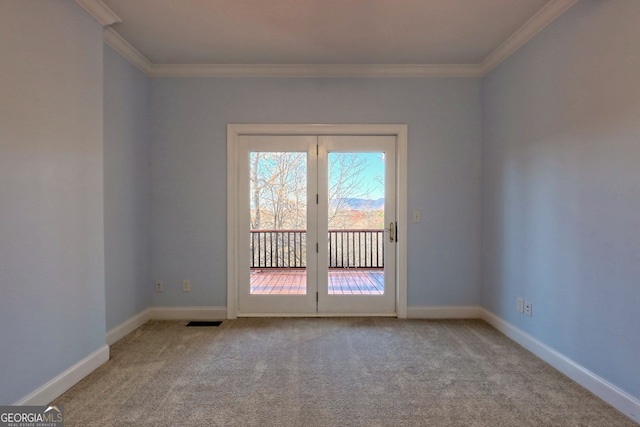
[412,210,421,223]
[524,301,532,317]
[155,281,163,292]
[182,280,191,292]
[517,297,524,313]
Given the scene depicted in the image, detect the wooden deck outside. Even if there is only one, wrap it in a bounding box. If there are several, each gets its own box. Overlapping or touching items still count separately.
[250,269,384,295]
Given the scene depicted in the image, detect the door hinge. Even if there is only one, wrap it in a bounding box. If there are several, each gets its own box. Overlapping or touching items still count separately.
[316,292,319,302]
[316,242,319,253]
[316,144,319,155]
[316,194,319,204]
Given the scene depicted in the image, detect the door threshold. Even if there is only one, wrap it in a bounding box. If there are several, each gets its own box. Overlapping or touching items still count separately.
[237,312,398,318]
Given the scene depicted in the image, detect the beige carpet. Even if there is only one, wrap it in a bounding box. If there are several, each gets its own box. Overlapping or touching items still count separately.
[52,318,636,426]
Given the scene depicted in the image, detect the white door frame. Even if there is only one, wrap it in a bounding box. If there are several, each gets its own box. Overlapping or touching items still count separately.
[227,124,408,319]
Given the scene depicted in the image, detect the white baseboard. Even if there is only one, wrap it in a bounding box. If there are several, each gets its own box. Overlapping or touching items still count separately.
[149,306,227,320]
[480,309,640,424]
[407,305,481,319]
[106,308,151,345]
[14,345,109,406]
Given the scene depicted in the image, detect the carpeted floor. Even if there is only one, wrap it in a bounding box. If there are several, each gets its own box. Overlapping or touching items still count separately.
[52,318,637,426]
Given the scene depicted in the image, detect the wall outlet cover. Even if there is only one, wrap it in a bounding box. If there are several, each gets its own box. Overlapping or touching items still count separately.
[524,301,532,317]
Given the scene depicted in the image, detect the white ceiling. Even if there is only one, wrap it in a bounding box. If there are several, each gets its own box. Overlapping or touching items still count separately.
[82,0,578,76]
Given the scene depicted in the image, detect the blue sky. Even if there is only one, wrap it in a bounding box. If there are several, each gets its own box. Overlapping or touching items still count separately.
[329,152,385,200]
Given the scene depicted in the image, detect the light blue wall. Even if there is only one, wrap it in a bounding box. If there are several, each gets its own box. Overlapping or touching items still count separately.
[0,2,106,404]
[150,78,482,307]
[482,0,640,400]
[104,46,152,330]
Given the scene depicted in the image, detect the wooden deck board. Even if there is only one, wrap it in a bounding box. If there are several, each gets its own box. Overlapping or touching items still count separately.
[250,269,384,295]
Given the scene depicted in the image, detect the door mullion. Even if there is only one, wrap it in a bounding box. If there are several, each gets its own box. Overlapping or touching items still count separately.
[308,137,320,313]
[316,140,329,311]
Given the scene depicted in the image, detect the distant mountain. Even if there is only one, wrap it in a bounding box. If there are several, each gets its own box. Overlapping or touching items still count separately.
[333,197,384,210]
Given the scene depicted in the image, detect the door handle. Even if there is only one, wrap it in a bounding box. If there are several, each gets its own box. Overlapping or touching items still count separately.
[386,222,395,242]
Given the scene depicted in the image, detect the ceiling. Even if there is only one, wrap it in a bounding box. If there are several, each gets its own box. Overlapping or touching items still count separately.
[78,0,578,77]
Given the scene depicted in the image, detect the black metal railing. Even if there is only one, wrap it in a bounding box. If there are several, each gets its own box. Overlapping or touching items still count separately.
[250,230,307,268]
[328,229,384,268]
[250,229,384,269]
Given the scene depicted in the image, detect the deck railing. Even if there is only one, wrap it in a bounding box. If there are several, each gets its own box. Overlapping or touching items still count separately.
[250,229,384,269]
[328,229,384,268]
[250,230,306,268]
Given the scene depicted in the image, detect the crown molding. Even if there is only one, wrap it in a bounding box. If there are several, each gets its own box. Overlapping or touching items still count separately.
[75,0,121,26]
[101,34,481,78]
[480,0,579,75]
[148,63,483,78]
[104,28,153,75]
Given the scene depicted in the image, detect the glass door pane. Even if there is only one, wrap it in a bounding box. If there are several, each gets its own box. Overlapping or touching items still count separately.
[250,152,308,295]
[327,152,386,295]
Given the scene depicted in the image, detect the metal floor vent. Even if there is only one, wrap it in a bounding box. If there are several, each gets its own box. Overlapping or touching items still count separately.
[186,321,222,327]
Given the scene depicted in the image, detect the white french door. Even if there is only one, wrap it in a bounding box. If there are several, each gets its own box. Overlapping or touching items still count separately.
[237,135,318,314]
[317,136,396,314]
[233,129,401,316]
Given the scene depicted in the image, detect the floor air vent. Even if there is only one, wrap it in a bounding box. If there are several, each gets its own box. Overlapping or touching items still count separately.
[186,321,222,327]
